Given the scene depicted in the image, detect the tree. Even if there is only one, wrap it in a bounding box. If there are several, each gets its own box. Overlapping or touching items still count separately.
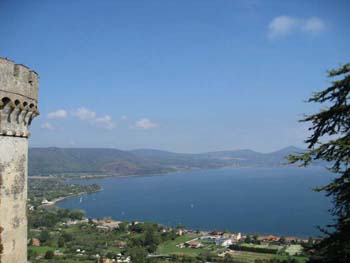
[176,224,185,229]
[44,250,54,259]
[128,246,147,263]
[279,236,286,245]
[289,64,350,262]
[61,231,73,242]
[57,236,65,247]
[145,229,161,248]
[106,252,117,259]
[27,249,38,260]
[253,234,260,244]
[39,229,50,243]
[147,243,158,253]
[117,221,128,232]
[57,208,70,219]
[245,235,252,243]
[69,209,85,220]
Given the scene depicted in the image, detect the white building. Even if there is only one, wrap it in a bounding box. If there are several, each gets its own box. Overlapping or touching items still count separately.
[232,232,242,242]
[215,238,233,247]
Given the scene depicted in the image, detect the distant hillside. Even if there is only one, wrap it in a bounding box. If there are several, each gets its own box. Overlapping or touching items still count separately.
[202,146,304,168]
[28,146,305,176]
[28,148,172,176]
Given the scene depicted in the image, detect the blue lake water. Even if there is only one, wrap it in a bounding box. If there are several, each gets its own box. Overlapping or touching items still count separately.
[58,167,333,237]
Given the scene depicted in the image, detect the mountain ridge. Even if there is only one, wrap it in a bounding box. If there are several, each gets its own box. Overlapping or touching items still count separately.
[28,146,305,176]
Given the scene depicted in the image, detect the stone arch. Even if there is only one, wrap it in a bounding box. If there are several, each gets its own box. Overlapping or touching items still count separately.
[1,97,11,107]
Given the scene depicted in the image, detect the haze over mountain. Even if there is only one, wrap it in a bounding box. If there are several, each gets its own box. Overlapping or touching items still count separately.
[28,146,305,176]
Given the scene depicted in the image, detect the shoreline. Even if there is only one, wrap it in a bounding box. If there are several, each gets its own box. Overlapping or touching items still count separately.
[52,189,319,239]
[39,188,314,240]
[39,188,102,208]
[30,165,326,182]
[37,168,326,239]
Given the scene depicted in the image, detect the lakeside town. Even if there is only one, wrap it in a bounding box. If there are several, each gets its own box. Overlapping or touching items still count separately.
[28,212,310,263]
[27,178,310,263]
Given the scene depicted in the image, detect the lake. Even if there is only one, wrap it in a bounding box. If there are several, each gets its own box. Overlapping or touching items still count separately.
[58,167,333,237]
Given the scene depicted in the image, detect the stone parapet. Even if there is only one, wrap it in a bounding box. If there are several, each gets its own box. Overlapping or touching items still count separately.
[0,58,39,137]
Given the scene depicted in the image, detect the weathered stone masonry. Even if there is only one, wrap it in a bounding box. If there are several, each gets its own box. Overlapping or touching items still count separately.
[0,58,39,263]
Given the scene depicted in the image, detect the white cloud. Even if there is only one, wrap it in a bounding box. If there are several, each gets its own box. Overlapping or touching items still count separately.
[268,16,326,38]
[41,122,55,130]
[73,107,96,120]
[302,17,326,33]
[93,115,116,130]
[268,16,299,38]
[47,109,68,119]
[135,118,157,130]
[72,107,116,130]
[121,115,128,120]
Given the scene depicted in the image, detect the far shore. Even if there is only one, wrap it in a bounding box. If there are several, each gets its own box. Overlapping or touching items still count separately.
[29,164,322,182]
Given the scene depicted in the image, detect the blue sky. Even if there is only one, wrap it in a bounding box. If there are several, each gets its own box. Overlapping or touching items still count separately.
[0,0,349,153]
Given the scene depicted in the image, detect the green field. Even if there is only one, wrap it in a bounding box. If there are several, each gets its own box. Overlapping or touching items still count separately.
[28,246,57,255]
[157,235,308,263]
[157,234,208,256]
[229,251,307,263]
[285,245,303,256]
[240,243,282,250]
[33,260,94,263]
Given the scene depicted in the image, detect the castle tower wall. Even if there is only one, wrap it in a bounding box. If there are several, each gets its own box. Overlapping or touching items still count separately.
[0,58,39,263]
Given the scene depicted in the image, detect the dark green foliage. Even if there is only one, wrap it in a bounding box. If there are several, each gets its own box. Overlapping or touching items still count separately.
[128,246,147,263]
[255,258,298,263]
[29,209,60,228]
[44,250,55,259]
[245,235,253,243]
[117,221,128,232]
[27,249,38,260]
[144,230,161,252]
[39,229,51,243]
[289,64,350,262]
[279,236,286,245]
[58,236,65,247]
[127,222,163,255]
[230,244,279,254]
[56,232,73,249]
[173,253,244,263]
[161,229,177,241]
[105,251,117,259]
[29,207,181,262]
[69,209,85,220]
[57,209,71,219]
[175,224,186,229]
[61,232,73,242]
[28,207,87,228]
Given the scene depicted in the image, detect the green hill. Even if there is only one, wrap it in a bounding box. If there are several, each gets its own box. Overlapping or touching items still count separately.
[28,146,305,176]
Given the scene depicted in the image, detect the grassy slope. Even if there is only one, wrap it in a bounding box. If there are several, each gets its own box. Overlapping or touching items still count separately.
[229,251,307,263]
[157,234,307,263]
[157,234,207,256]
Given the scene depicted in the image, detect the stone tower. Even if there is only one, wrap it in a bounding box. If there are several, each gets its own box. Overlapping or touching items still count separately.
[0,58,39,263]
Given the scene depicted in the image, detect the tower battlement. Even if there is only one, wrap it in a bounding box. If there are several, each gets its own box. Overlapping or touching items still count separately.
[0,58,39,137]
[0,57,39,107]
